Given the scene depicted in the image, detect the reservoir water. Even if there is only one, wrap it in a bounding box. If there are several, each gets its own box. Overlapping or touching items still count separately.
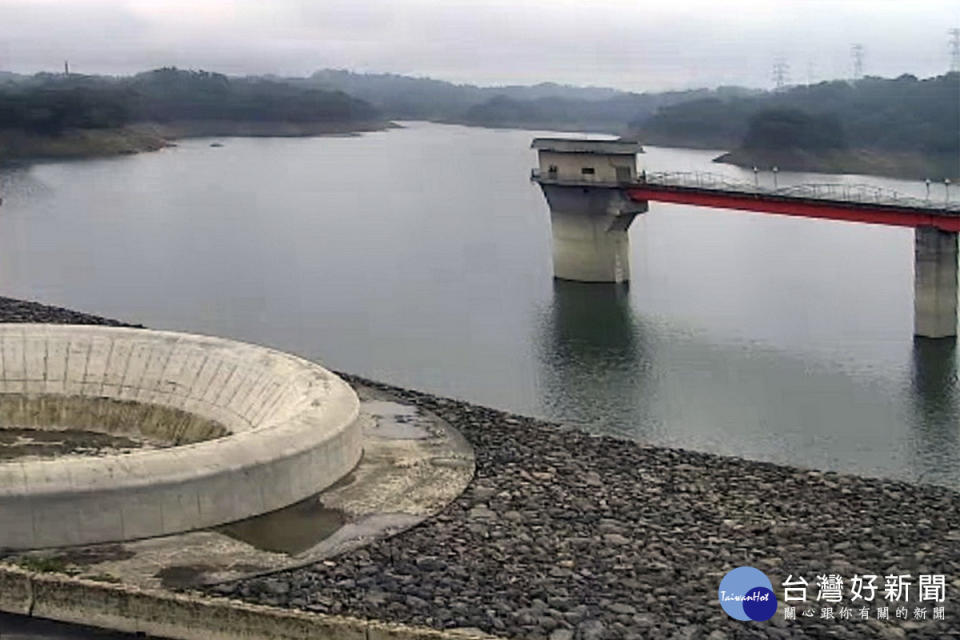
[1,121,957,488]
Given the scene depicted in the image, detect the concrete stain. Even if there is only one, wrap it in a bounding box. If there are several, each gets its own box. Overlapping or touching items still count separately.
[155,563,220,589]
[363,400,431,439]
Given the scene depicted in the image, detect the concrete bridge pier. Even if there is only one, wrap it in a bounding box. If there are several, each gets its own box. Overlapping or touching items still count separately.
[541,184,648,282]
[531,138,646,283]
[915,226,958,338]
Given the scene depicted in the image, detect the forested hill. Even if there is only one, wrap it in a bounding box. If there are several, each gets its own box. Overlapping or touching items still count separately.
[299,68,760,132]
[301,69,958,179]
[303,69,627,120]
[0,68,380,135]
[633,73,959,178]
[1,66,954,178]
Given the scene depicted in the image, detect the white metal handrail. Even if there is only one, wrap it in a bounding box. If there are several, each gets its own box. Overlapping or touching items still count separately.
[643,171,960,213]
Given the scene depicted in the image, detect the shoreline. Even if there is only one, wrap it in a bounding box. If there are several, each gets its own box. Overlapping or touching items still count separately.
[0,296,958,638]
[2,119,950,185]
[632,130,959,183]
[713,147,959,182]
[0,119,396,165]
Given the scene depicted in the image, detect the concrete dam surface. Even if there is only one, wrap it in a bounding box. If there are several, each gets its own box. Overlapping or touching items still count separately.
[0,316,475,640]
[0,323,363,550]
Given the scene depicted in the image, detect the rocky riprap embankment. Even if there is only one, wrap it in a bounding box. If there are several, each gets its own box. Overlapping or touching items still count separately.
[0,297,141,327]
[214,375,960,640]
[2,297,958,639]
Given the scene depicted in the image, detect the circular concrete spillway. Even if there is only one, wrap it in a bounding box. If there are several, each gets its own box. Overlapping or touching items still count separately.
[0,324,362,550]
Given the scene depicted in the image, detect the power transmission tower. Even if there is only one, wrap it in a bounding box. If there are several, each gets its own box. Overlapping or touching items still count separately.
[851,44,865,80]
[950,28,960,72]
[772,58,790,90]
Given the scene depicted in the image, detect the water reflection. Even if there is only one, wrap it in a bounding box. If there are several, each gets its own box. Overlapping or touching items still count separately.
[910,338,960,485]
[538,280,655,436]
[0,165,52,202]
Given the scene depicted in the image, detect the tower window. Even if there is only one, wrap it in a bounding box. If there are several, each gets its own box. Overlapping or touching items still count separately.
[581,167,595,175]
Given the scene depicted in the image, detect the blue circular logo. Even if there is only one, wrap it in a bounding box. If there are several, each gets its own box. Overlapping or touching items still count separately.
[718,566,778,621]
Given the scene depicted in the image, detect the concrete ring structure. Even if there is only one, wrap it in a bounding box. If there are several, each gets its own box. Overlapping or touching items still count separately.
[0,324,362,550]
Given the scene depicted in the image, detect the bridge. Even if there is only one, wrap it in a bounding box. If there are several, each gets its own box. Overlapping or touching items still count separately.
[530,138,960,338]
[629,171,960,231]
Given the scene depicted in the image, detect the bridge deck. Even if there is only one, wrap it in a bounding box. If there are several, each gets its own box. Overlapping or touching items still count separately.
[533,169,960,231]
[629,182,960,232]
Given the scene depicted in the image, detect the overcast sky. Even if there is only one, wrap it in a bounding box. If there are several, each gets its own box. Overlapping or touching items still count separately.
[1,0,957,91]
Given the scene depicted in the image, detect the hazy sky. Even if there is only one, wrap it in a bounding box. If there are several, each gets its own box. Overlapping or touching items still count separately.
[1,0,957,90]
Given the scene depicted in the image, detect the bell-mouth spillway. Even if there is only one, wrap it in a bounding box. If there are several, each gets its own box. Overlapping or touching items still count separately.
[0,324,362,550]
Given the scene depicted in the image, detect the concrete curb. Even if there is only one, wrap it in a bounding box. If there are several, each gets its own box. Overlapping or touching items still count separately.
[0,564,503,640]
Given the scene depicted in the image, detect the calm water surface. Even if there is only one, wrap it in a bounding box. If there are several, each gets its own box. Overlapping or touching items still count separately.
[1,122,957,487]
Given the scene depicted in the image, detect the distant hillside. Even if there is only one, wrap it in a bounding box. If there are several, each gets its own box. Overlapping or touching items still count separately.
[634,73,960,179]
[0,68,386,162]
[0,71,24,85]
[298,69,760,132]
[2,65,954,179]
[128,68,379,124]
[303,69,627,116]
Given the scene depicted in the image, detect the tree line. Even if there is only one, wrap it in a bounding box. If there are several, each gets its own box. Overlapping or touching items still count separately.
[302,68,760,131]
[1,66,956,167]
[634,73,959,157]
[0,68,379,135]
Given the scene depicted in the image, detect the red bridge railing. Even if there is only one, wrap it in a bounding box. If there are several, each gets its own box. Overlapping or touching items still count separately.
[642,172,959,213]
[628,172,960,231]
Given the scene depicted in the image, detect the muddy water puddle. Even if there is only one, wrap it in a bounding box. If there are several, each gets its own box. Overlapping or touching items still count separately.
[216,495,347,556]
